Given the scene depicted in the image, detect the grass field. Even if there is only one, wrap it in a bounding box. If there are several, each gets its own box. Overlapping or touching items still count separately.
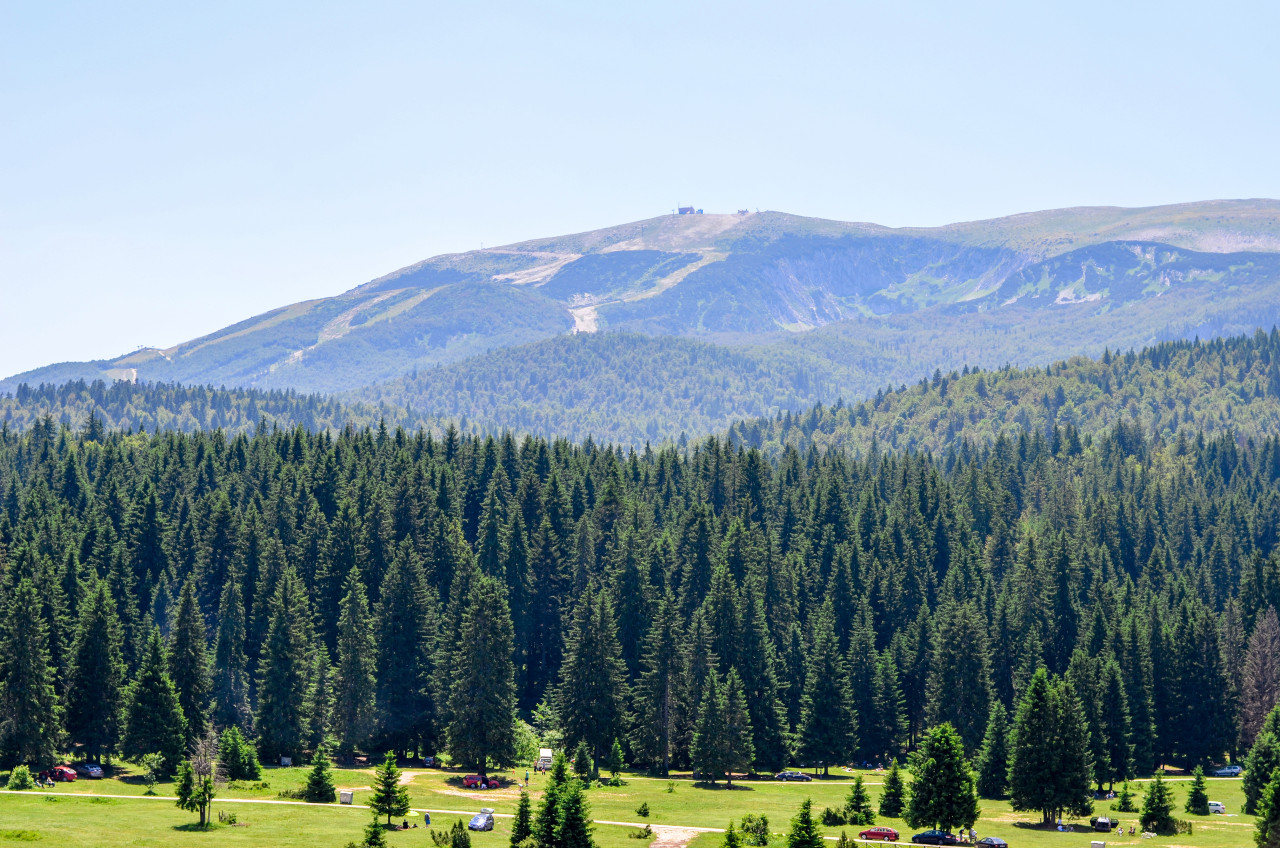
[0,763,1261,848]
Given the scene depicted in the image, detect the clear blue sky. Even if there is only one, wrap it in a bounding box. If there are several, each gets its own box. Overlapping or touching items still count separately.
[3,1,1278,377]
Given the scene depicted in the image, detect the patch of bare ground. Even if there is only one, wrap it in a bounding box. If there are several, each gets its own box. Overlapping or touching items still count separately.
[648,826,705,848]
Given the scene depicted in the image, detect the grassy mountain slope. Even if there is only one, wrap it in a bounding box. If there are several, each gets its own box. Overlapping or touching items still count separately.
[8,200,1280,398]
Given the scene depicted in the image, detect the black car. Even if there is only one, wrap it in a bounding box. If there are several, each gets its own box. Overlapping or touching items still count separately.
[976,838,1008,848]
[774,770,812,781]
[912,831,958,846]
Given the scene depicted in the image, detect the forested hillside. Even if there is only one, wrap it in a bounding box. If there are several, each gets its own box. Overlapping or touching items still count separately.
[3,411,1279,787]
[730,329,1280,456]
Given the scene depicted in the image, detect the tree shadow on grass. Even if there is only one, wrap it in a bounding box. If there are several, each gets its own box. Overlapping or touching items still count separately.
[690,782,755,791]
[173,823,224,832]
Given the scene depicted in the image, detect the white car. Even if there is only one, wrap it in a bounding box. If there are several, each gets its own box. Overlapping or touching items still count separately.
[1208,801,1226,814]
[1213,765,1243,777]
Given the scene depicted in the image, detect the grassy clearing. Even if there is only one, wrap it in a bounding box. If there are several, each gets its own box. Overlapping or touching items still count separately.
[0,764,1259,848]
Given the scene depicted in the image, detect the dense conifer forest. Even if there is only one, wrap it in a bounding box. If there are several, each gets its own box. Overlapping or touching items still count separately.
[3,399,1280,792]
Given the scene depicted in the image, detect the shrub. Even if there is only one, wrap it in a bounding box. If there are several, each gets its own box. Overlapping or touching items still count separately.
[820,808,845,826]
[636,802,650,818]
[740,813,770,846]
[630,825,654,840]
[430,819,472,848]
[7,766,34,790]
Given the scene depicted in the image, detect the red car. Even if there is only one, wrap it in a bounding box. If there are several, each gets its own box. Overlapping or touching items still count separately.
[39,766,77,783]
[462,775,500,789]
[860,826,900,842]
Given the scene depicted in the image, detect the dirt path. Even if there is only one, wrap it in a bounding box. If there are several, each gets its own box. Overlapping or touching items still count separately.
[649,825,712,848]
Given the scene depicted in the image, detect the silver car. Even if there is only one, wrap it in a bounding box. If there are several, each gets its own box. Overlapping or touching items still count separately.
[469,808,495,831]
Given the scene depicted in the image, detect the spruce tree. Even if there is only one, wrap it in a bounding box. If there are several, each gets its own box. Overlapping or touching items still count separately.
[374,540,435,757]
[446,575,517,775]
[867,650,908,764]
[1185,765,1209,815]
[556,587,629,777]
[925,602,992,752]
[786,798,823,848]
[1246,706,1280,814]
[975,700,1010,799]
[219,725,261,780]
[65,580,125,762]
[0,579,62,766]
[631,596,679,774]
[879,759,906,818]
[842,776,875,826]
[1008,668,1061,824]
[304,740,338,803]
[692,670,728,784]
[905,722,980,833]
[1258,767,1280,848]
[798,602,856,775]
[735,583,789,772]
[1097,659,1133,789]
[1140,772,1176,835]
[555,780,594,848]
[534,752,570,848]
[332,567,377,757]
[212,570,251,732]
[122,628,188,773]
[1241,607,1280,750]
[369,750,410,825]
[255,567,313,764]
[511,789,533,847]
[721,669,756,786]
[168,578,211,746]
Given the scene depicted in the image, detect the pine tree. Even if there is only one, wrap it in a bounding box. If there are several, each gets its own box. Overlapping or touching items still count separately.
[511,789,533,847]
[65,580,125,762]
[122,628,188,773]
[925,602,992,752]
[842,776,875,826]
[446,575,517,774]
[867,650,908,764]
[556,587,629,777]
[168,578,211,746]
[1097,659,1133,788]
[631,596,680,774]
[332,567,377,757]
[905,722,980,832]
[374,540,436,758]
[1185,765,1209,815]
[1140,772,1176,835]
[721,670,755,786]
[212,570,251,732]
[534,752,570,848]
[555,780,594,848]
[304,740,337,803]
[879,759,906,818]
[255,567,313,764]
[1009,668,1093,824]
[975,700,1010,799]
[798,603,856,775]
[219,725,261,780]
[369,750,410,825]
[786,798,822,848]
[0,579,62,766]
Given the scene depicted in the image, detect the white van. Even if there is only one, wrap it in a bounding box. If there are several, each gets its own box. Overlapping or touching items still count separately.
[1208,801,1226,814]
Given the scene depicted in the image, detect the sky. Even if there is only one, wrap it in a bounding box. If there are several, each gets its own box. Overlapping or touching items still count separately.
[2,1,1279,377]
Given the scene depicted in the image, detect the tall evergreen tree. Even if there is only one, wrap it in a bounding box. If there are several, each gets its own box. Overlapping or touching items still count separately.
[374,540,436,758]
[255,567,313,764]
[0,579,63,766]
[168,578,211,746]
[879,759,906,818]
[798,602,856,775]
[926,601,992,752]
[446,575,517,775]
[975,700,1011,799]
[1242,607,1280,750]
[905,722,980,833]
[631,596,680,774]
[212,569,252,732]
[369,750,411,825]
[122,628,187,773]
[332,567,377,757]
[556,586,628,775]
[1258,767,1280,848]
[1007,668,1093,824]
[65,580,125,762]
[1246,706,1280,814]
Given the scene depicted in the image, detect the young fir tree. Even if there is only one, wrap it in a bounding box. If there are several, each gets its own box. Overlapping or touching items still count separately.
[1247,706,1280,814]
[798,602,856,775]
[211,570,252,732]
[723,821,744,848]
[1115,779,1137,812]
[1185,765,1210,815]
[573,740,593,780]
[255,567,314,764]
[369,750,410,825]
[905,722,980,833]
[174,758,215,827]
[65,580,126,763]
[511,789,533,847]
[607,738,625,779]
[0,578,62,766]
[304,740,338,803]
[168,578,211,746]
[555,779,594,848]
[534,752,571,848]
[842,776,875,826]
[1257,767,1280,848]
[879,759,906,818]
[975,700,1011,799]
[1140,772,1177,834]
[446,575,517,775]
[786,798,823,848]
[556,587,629,778]
[122,628,188,773]
[332,567,377,757]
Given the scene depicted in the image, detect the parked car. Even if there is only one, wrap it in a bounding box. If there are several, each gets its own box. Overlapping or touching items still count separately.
[975,838,1008,847]
[422,756,436,767]
[1090,816,1116,832]
[912,831,958,845]
[73,763,104,779]
[1208,801,1227,814]
[774,771,812,781]
[1214,765,1243,777]
[462,774,500,789]
[859,826,900,841]
[468,809,495,831]
[39,766,77,782]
